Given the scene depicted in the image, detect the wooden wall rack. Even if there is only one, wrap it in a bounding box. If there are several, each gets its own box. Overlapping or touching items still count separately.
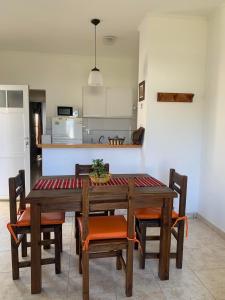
[157,93,194,103]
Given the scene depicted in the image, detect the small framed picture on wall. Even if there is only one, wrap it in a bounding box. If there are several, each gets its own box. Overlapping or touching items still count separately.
[139,80,145,101]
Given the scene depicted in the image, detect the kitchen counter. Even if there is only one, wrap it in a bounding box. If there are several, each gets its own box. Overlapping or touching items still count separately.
[40,143,142,176]
[38,143,141,149]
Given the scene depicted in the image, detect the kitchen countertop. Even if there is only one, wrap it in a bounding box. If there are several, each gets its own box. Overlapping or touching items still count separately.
[38,143,141,148]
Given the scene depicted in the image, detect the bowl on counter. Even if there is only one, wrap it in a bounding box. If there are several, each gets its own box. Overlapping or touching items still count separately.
[108,136,125,145]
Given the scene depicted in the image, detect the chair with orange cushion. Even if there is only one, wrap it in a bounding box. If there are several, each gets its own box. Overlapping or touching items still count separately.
[74,163,114,255]
[78,178,135,300]
[7,170,65,280]
[134,169,188,269]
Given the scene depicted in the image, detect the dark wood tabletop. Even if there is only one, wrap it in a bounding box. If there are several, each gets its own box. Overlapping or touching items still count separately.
[26,174,177,212]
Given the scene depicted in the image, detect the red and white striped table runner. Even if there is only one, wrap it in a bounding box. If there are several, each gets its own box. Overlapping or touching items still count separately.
[33,176,165,190]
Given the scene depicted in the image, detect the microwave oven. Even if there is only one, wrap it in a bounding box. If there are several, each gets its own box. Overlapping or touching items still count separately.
[57,106,73,116]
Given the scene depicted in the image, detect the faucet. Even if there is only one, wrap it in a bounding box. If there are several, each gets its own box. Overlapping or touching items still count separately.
[98,135,104,144]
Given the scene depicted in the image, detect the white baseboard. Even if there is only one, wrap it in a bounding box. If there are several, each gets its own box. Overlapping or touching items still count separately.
[197,213,225,240]
[187,212,198,219]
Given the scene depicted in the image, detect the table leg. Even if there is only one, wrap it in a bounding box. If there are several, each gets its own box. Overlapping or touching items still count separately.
[158,198,172,280]
[31,202,42,293]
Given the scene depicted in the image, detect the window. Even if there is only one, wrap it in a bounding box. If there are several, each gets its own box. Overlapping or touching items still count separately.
[7,91,23,108]
[0,91,6,107]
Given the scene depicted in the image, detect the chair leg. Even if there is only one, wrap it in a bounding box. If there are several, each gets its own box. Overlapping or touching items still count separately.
[176,222,185,269]
[54,226,61,274]
[11,237,19,280]
[139,223,147,269]
[126,241,133,297]
[82,250,89,300]
[74,212,77,238]
[79,232,82,274]
[116,250,122,270]
[134,242,139,250]
[59,224,63,253]
[75,212,80,255]
[43,232,51,250]
[21,234,28,257]
[75,220,80,255]
[134,219,139,250]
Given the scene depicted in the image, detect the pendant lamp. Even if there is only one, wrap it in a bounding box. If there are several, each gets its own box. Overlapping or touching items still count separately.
[88,19,103,86]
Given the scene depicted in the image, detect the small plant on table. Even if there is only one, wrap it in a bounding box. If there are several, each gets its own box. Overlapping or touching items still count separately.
[89,159,111,184]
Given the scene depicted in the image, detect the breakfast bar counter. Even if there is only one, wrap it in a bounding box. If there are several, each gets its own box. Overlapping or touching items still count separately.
[38,143,141,148]
[38,144,143,176]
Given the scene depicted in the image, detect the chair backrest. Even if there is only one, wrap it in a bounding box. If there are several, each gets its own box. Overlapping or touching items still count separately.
[169,169,187,217]
[75,163,109,176]
[81,178,135,241]
[8,170,26,224]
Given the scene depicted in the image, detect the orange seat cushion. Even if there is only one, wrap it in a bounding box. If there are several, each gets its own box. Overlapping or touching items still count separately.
[17,207,65,227]
[134,207,179,220]
[77,215,127,241]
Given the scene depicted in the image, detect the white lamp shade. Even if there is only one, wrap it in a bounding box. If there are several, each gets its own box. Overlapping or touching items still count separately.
[88,69,103,86]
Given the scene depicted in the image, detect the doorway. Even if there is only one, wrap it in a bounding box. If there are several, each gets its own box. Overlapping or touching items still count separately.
[29,89,46,187]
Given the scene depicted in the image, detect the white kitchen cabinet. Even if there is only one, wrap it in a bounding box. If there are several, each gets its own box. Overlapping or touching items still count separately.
[82,86,135,118]
[106,87,134,118]
[82,86,106,117]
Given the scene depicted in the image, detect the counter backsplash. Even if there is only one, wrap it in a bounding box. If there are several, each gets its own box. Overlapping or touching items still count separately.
[82,117,136,144]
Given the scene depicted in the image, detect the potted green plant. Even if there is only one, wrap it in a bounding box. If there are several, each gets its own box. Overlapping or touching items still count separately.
[89,159,111,184]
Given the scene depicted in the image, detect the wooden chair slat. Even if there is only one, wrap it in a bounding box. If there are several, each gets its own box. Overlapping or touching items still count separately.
[75,163,109,176]
[74,163,114,256]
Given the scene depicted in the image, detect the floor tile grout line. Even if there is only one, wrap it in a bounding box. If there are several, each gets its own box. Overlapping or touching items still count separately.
[66,216,75,299]
[193,270,217,300]
[188,265,225,272]
[151,262,217,299]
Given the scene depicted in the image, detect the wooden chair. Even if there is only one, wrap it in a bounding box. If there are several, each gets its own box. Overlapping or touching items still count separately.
[134,169,188,269]
[78,178,135,300]
[75,163,110,177]
[74,163,114,255]
[7,170,65,280]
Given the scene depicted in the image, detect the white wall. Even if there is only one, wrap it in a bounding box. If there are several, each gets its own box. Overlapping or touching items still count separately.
[138,15,207,213]
[199,6,225,232]
[0,50,138,131]
[42,148,142,175]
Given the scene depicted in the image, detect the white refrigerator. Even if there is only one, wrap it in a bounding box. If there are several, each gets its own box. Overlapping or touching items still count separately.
[52,116,83,144]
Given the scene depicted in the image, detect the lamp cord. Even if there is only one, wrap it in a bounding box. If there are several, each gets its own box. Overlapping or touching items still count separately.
[95,24,96,68]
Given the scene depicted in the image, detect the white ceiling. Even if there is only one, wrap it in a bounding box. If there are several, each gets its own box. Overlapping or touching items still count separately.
[0,0,224,58]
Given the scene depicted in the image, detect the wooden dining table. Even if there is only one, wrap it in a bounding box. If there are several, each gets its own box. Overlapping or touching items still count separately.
[25,173,177,294]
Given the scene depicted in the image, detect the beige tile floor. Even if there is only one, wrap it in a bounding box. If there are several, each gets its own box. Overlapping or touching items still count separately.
[0,201,225,300]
